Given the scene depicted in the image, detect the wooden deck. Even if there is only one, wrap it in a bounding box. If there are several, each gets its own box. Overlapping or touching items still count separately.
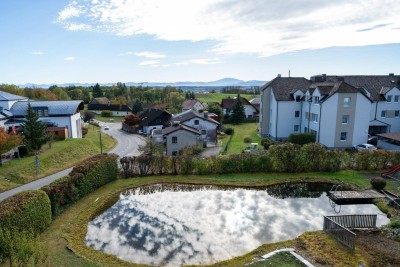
[329,190,385,201]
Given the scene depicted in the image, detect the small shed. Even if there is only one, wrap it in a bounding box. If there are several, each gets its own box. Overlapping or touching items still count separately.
[46,127,69,140]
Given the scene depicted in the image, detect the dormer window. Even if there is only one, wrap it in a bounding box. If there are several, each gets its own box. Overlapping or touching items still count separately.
[314,96,319,104]
[386,95,392,102]
[394,95,399,103]
[33,107,49,117]
[295,95,301,102]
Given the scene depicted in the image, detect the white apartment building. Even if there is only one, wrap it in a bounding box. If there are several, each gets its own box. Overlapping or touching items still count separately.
[259,74,400,149]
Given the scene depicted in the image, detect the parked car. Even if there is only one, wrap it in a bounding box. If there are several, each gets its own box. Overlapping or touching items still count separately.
[104,125,110,130]
[367,136,378,146]
[355,143,377,151]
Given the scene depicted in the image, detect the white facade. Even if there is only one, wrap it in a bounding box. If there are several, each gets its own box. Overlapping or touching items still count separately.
[372,87,400,132]
[181,117,218,141]
[164,129,200,155]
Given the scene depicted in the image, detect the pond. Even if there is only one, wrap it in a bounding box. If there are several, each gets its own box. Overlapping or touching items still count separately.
[85,183,389,266]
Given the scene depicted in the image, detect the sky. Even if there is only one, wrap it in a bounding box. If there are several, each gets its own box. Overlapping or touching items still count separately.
[0,0,399,84]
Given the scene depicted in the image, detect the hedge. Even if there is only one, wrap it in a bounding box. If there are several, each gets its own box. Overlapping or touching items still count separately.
[0,190,51,235]
[120,143,400,177]
[42,153,118,216]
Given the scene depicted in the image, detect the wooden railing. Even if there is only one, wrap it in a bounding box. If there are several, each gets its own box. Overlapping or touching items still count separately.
[323,215,377,250]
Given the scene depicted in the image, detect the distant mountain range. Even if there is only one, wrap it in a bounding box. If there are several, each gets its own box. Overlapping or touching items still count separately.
[18,78,267,89]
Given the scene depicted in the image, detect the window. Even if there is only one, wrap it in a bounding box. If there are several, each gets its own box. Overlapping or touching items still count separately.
[295,95,301,102]
[344,97,351,107]
[310,129,317,136]
[172,151,178,156]
[172,136,177,143]
[295,111,300,118]
[305,112,309,120]
[294,125,300,132]
[395,95,399,103]
[311,113,318,123]
[314,96,320,104]
[386,95,392,102]
[342,115,349,124]
[304,127,308,132]
[194,120,199,125]
[381,110,387,118]
[340,132,347,141]
[395,110,400,118]
[201,130,206,135]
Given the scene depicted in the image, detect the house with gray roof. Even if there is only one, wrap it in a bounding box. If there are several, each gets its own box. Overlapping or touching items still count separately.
[162,124,201,156]
[181,99,204,113]
[10,100,85,138]
[172,110,219,142]
[259,74,400,149]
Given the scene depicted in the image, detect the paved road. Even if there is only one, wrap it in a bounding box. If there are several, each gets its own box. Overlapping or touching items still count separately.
[0,121,146,202]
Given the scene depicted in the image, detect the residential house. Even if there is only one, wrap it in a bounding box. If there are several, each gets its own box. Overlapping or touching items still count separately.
[249,97,261,111]
[259,74,400,149]
[162,124,201,155]
[87,103,132,116]
[139,109,172,134]
[221,97,259,119]
[172,110,219,142]
[181,99,204,113]
[10,100,85,138]
[0,91,28,110]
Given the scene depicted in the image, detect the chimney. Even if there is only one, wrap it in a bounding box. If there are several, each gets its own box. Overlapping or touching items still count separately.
[277,74,281,78]
[389,73,394,76]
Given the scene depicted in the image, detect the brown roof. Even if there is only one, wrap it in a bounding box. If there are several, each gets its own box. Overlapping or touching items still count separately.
[221,97,258,112]
[162,124,200,136]
[376,132,400,142]
[172,110,220,125]
[313,81,372,103]
[260,77,312,101]
[92,97,110,105]
[325,75,400,101]
[182,99,201,110]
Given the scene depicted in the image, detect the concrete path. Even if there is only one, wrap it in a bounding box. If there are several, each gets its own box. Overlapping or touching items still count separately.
[0,121,146,202]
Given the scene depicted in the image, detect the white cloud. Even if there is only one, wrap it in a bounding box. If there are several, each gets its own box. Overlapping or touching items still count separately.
[30,51,43,55]
[138,60,159,66]
[175,58,221,66]
[118,51,134,56]
[57,0,400,57]
[135,51,165,59]
[66,23,92,31]
[64,57,75,61]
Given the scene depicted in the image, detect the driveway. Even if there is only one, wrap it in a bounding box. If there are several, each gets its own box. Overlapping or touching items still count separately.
[0,121,146,202]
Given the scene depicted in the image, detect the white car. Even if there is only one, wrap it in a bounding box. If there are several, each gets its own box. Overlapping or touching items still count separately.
[104,125,110,130]
[355,143,377,151]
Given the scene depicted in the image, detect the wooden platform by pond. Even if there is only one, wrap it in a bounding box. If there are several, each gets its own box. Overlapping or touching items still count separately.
[329,190,385,202]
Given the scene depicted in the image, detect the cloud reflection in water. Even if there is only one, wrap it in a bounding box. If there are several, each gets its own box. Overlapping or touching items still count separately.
[85,184,388,266]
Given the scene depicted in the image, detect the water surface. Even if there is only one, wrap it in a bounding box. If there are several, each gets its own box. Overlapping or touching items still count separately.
[85,183,388,266]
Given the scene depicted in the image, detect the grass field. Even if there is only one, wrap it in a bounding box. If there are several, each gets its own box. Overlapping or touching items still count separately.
[196,93,258,103]
[0,125,115,193]
[220,122,262,154]
[40,172,382,267]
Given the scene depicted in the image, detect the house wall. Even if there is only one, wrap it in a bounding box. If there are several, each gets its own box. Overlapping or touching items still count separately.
[244,105,257,118]
[374,88,400,132]
[352,93,371,146]
[259,88,270,137]
[319,94,338,148]
[88,110,130,117]
[181,117,217,141]
[1,99,28,110]
[39,112,82,138]
[143,125,164,134]
[165,130,200,155]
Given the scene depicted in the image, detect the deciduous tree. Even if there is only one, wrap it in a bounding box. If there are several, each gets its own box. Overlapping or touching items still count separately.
[0,126,22,166]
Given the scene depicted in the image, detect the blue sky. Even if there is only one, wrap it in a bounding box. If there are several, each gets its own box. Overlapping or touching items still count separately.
[0,0,399,84]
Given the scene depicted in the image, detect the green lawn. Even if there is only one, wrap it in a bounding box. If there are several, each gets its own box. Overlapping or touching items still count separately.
[0,126,116,193]
[221,122,261,154]
[247,251,306,267]
[196,93,257,103]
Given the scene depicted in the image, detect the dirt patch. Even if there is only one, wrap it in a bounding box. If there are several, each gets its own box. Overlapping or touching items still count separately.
[355,230,400,267]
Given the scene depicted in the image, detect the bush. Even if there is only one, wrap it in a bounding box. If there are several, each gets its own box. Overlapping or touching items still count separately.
[288,133,316,145]
[370,177,386,190]
[388,219,400,229]
[261,138,274,150]
[243,135,252,143]
[0,190,51,235]
[42,153,118,216]
[225,128,234,135]
[101,110,112,117]
[82,127,88,137]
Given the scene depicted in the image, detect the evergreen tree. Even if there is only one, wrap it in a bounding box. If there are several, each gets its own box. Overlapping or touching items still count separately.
[92,83,103,98]
[230,94,246,124]
[23,103,49,152]
[132,99,143,114]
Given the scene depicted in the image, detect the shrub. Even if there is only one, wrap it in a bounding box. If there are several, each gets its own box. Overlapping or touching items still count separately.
[261,138,274,150]
[268,143,301,172]
[42,153,118,216]
[288,133,316,145]
[225,128,234,135]
[388,219,400,229]
[18,145,28,157]
[370,177,386,190]
[83,111,95,122]
[0,190,51,235]
[243,135,252,143]
[101,110,112,117]
[82,127,88,136]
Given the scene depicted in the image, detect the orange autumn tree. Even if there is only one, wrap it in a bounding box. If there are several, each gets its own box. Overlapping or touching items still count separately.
[0,126,22,166]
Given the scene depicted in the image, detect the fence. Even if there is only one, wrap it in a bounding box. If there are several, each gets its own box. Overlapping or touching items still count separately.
[323,215,377,250]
